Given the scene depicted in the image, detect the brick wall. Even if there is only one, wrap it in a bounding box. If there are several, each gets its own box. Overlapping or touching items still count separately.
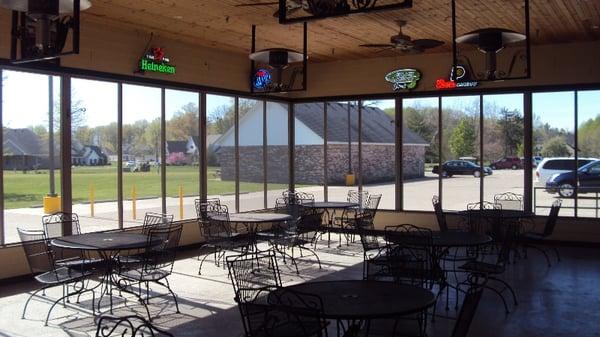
[216,144,425,184]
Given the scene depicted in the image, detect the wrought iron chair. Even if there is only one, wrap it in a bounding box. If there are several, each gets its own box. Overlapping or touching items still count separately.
[268,207,324,274]
[227,251,282,337]
[282,190,315,206]
[432,195,449,232]
[194,198,221,220]
[347,190,370,209]
[42,212,101,269]
[198,204,249,275]
[339,194,382,246]
[449,274,486,337]
[493,192,524,211]
[95,315,173,337]
[458,224,518,314]
[519,199,562,266]
[18,228,95,326]
[120,212,174,267]
[267,287,329,337]
[117,224,183,314]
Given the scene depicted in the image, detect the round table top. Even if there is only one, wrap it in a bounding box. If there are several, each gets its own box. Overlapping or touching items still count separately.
[51,232,159,251]
[271,280,435,320]
[458,209,534,219]
[305,201,359,209]
[432,231,492,247]
[226,212,293,223]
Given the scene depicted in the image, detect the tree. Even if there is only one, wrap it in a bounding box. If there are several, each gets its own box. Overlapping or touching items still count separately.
[578,116,600,157]
[541,136,571,157]
[207,100,255,135]
[497,108,524,156]
[167,103,199,140]
[449,118,477,158]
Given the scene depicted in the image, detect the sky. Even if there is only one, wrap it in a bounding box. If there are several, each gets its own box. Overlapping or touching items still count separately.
[1,70,598,132]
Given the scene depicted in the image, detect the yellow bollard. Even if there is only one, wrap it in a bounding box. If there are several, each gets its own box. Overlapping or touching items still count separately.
[89,183,95,217]
[132,184,137,220]
[179,185,184,220]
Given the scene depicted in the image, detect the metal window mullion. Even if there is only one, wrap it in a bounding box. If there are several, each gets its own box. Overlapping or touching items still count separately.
[438,96,443,205]
[358,100,363,191]
[235,97,240,212]
[288,102,295,192]
[395,98,403,211]
[479,95,484,206]
[323,102,328,201]
[263,100,267,209]
[117,83,123,229]
[60,75,72,234]
[0,69,4,244]
[574,91,578,217]
[523,92,533,213]
[200,92,207,199]
[161,88,166,214]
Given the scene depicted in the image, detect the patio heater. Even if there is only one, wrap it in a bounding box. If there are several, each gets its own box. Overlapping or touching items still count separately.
[0,0,91,64]
[451,0,530,81]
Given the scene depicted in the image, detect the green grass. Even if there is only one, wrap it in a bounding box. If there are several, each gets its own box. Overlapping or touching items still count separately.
[3,165,288,209]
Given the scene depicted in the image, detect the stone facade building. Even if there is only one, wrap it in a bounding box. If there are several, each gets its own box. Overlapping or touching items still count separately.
[214,102,428,185]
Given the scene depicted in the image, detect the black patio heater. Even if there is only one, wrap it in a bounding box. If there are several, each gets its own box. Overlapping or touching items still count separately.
[451,0,531,81]
[0,0,91,63]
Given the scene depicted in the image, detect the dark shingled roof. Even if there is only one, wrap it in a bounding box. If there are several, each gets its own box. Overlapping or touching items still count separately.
[166,140,188,153]
[294,102,428,145]
[3,128,45,156]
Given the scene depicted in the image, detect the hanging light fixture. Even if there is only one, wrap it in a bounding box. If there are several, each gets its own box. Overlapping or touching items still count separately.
[455,28,526,80]
[451,0,530,81]
[1,0,91,63]
[249,48,305,69]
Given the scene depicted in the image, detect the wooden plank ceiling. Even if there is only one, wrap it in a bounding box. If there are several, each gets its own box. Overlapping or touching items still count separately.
[84,0,600,62]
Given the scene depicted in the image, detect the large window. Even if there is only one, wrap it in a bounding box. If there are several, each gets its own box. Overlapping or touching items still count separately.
[482,94,525,206]
[403,97,439,211]
[71,78,118,232]
[165,89,200,220]
[532,92,575,217]
[207,94,236,211]
[294,103,325,201]
[122,84,162,226]
[441,96,481,210]
[266,101,290,208]
[2,71,61,243]
[576,90,600,218]
[238,98,264,212]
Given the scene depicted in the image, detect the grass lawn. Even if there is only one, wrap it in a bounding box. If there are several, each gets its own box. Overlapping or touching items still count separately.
[3,165,289,209]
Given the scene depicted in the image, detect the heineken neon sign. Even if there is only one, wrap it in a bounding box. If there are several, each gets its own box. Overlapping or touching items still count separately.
[385,68,421,91]
[139,47,176,75]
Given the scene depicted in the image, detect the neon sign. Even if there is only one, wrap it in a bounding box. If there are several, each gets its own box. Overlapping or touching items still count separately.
[385,68,421,91]
[435,65,478,89]
[253,68,272,90]
[139,47,176,75]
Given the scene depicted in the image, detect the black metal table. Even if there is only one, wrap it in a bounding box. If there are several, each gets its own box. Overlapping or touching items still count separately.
[270,280,435,336]
[51,232,161,319]
[305,201,359,247]
[226,212,293,233]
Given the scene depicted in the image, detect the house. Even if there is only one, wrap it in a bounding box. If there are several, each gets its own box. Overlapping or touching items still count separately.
[213,102,428,184]
[3,128,51,170]
[187,135,221,165]
[166,140,190,165]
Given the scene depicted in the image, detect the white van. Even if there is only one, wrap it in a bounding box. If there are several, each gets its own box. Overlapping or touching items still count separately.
[535,157,597,184]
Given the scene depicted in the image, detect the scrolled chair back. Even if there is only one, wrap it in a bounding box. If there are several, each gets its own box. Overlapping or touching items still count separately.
[95,315,173,337]
[493,192,523,211]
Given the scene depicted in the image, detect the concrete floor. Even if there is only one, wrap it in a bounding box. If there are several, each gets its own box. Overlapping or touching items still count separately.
[0,236,599,337]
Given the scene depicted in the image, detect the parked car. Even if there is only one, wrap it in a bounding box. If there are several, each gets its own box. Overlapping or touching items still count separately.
[546,160,600,198]
[432,160,493,178]
[490,157,523,170]
[535,157,596,185]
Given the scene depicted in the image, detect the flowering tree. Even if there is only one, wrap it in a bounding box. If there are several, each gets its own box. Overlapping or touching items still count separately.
[166,152,187,165]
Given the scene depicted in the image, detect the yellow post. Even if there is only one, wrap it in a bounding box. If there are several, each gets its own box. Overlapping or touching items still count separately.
[132,184,137,220]
[179,185,184,220]
[89,183,95,217]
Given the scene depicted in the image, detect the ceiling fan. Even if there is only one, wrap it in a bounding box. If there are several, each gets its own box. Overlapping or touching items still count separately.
[235,0,350,18]
[360,20,444,54]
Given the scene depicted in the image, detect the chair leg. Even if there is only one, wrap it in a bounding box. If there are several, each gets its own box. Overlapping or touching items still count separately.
[299,245,322,269]
[22,286,48,319]
[162,278,180,314]
[484,284,510,314]
[198,251,213,275]
[490,276,518,306]
[525,244,552,267]
[551,246,561,262]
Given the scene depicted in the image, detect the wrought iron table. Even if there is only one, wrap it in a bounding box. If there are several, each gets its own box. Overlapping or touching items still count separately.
[304,201,359,247]
[51,232,161,319]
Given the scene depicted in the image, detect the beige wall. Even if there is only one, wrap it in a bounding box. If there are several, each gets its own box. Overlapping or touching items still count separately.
[293,41,600,98]
[0,9,250,92]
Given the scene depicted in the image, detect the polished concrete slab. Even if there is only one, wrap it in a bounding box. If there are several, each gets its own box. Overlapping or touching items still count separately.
[0,236,598,337]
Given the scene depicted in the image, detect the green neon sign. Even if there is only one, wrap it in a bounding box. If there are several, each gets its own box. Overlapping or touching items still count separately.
[140,58,176,74]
